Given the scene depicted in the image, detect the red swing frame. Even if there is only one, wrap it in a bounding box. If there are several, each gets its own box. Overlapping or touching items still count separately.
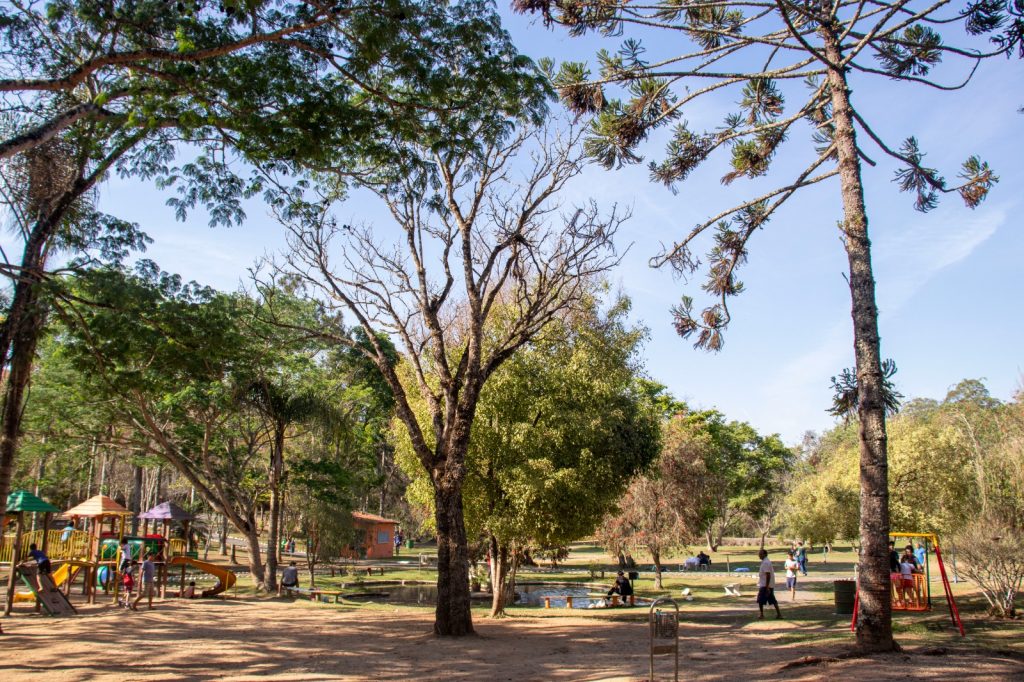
[850,532,964,637]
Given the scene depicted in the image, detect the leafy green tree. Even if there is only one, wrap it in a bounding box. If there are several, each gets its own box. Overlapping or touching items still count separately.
[0,0,543,550]
[289,456,357,587]
[271,116,623,634]
[514,0,1019,651]
[396,291,659,615]
[683,411,792,551]
[599,414,709,589]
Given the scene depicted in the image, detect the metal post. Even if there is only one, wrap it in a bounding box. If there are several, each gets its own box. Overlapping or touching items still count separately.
[648,597,680,682]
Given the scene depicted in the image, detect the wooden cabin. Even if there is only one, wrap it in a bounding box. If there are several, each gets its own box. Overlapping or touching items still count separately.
[344,511,398,560]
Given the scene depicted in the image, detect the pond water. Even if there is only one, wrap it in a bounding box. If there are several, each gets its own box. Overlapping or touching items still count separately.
[345,583,648,609]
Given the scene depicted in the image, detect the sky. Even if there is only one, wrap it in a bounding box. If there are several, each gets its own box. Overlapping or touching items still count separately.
[79,5,1024,445]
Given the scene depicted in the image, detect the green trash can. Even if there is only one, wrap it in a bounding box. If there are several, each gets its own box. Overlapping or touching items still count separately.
[834,579,856,615]
[406,539,414,550]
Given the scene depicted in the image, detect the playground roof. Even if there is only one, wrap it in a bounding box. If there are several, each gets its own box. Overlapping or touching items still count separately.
[63,494,133,518]
[139,501,192,521]
[6,489,60,513]
[352,511,399,525]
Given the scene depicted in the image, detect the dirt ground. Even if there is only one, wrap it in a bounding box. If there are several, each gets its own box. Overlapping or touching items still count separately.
[3,598,1023,681]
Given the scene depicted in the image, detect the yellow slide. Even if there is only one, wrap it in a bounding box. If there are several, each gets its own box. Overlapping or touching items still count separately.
[168,556,237,597]
[13,559,92,603]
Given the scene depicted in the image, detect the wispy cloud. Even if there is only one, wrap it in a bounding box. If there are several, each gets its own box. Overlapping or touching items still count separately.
[874,204,1005,315]
[752,204,1006,440]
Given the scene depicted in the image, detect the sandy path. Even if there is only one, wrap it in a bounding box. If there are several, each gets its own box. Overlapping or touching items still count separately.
[2,599,1021,681]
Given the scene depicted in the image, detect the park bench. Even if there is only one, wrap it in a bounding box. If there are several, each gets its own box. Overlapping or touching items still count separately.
[284,586,345,603]
[363,565,387,576]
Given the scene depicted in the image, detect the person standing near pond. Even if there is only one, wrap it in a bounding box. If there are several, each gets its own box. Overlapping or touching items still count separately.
[756,549,782,619]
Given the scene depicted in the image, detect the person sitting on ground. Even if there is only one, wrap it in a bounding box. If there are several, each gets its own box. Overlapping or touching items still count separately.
[606,570,634,603]
[180,580,197,599]
[27,543,52,576]
[279,560,300,596]
[756,549,782,619]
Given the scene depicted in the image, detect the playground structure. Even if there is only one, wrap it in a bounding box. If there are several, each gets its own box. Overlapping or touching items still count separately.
[851,531,964,636]
[3,492,236,618]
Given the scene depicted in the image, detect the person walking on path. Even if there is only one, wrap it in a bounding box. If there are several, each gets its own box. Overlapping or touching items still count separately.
[783,550,800,601]
[757,549,782,619]
[796,542,808,576]
[132,553,157,611]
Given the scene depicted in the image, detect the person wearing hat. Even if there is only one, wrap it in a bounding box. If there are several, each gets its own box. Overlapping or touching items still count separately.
[606,570,634,604]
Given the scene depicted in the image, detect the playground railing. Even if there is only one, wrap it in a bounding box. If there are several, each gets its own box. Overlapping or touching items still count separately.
[169,538,187,556]
[0,529,91,563]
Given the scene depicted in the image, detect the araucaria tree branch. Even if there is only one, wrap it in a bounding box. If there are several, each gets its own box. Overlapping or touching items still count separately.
[515,0,1017,652]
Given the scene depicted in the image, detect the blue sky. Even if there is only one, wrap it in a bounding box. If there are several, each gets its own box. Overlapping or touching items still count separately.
[84,6,1023,444]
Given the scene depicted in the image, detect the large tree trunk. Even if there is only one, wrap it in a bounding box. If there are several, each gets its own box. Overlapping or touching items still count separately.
[0,229,50,528]
[242,522,267,588]
[432,456,473,636]
[266,425,285,591]
[823,29,895,653]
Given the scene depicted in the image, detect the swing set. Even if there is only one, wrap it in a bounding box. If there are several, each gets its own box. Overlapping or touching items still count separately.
[850,532,964,636]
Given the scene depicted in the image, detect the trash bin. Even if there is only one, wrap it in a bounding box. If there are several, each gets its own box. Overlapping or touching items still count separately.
[406,539,414,550]
[834,579,856,615]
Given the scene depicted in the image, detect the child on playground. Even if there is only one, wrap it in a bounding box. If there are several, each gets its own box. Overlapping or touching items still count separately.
[119,560,137,608]
[27,543,52,575]
[899,555,917,606]
[132,553,157,611]
[180,581,196,599]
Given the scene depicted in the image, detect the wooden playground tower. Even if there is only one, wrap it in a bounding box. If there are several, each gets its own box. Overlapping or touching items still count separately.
[851,531,965,636]
[62,494,134,604]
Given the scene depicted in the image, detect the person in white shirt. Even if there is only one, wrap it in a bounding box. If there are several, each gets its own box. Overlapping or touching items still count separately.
[757,549,782,619]
[783,550,800,601]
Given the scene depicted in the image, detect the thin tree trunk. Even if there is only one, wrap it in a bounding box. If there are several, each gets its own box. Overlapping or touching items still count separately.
[266,425,284,591]
[130,464,143,534]
[489,536,515,617]
[823,28,895,653]
[705,528,719,552]
[220,514,229,556]
[433,458,473,636]
[651,548,663,590]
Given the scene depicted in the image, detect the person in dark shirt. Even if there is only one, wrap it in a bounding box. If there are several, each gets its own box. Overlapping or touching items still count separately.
[607,571,634,603]
[27,543,51,575]
[888,541,900,573]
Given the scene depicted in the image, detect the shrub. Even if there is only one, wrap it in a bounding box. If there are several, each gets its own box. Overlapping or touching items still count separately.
[953,519,1024,618]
